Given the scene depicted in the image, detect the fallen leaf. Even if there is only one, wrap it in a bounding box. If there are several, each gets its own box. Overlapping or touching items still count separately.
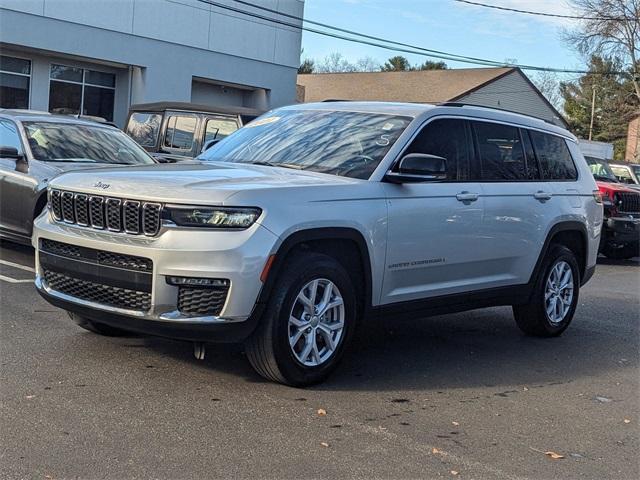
[523,387,529,391]
[25,395,35,399]
[450,471,459,476]
[624,419,631,424]
[545,451,565,459]
[452,421,459,426]
[317,409,327,416]
[320,442,329,448]
[432,447,443,455]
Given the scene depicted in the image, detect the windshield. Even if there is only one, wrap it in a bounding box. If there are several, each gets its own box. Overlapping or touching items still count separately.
[584,156,618,182]
[126,112,162,147]
[23,121,155,165]
[198,109,412,179]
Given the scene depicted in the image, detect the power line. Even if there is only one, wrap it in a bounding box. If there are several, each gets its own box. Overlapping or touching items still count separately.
[452,0,625,21]
[194,0,626,75]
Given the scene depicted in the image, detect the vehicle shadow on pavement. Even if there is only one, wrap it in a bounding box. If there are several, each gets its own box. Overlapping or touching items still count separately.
[596,255,639,267]
[138,301,638,391]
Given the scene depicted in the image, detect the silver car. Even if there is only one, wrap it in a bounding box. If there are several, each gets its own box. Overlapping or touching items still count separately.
[0,110,155,244]
[33,102,603,386]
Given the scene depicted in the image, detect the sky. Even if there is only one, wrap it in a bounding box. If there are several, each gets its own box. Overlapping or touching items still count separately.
[301,0,585,81]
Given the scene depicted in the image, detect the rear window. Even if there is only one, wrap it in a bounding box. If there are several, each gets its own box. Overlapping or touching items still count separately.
[473,121,527,181]
[530,131,577,180]
[126,112,161,147]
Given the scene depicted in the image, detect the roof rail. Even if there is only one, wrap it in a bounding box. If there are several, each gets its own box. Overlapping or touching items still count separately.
[436,102,557,125]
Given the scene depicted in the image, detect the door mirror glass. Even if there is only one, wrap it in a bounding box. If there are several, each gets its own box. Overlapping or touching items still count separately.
[385,153,447,183]
[0,145,22,159]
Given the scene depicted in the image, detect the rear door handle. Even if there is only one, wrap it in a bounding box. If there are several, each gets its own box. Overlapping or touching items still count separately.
[533,191,553,201]
[456,192,479,202]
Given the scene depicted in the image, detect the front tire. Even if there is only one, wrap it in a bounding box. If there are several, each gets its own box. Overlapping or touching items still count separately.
[68,312,133,337]
[245,252,357,386]
[513,244,580,337]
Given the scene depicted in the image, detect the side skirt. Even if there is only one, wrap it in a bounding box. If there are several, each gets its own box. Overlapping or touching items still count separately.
[372,284,533,321]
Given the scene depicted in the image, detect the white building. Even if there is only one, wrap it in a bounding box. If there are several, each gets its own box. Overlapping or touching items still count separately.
[0,0,304,126]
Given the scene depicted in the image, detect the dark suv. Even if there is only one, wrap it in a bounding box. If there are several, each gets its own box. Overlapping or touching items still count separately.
[125,102,262,162]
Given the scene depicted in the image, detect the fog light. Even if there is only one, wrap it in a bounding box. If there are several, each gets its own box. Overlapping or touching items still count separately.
[166,276,229,287]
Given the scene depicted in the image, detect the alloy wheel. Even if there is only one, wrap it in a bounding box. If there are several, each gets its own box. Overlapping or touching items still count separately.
[544,260,574,324]
[288,278,345,367]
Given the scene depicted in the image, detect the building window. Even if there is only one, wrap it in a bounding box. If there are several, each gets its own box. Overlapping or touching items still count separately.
[0,55,31,109]
[49,64,116,121]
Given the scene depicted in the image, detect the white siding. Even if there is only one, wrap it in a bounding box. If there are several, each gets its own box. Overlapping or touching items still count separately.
[456,70,565,126]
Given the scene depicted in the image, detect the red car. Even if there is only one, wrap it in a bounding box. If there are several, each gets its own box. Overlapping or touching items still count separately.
[586,156,640,259]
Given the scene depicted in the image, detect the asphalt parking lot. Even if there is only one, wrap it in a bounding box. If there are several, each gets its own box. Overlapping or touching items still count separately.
[1,240,638,480]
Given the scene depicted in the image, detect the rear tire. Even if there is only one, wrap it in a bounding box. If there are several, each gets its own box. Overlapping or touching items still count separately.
[68,312,133,337]
[513,244,580,337]
[245,252,357,387]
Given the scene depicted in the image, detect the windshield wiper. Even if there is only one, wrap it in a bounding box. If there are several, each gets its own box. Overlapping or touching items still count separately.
[249,161,305,170]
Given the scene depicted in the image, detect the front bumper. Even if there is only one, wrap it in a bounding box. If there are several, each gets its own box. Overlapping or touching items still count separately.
[33,211,278,341]
[602,216,640,246]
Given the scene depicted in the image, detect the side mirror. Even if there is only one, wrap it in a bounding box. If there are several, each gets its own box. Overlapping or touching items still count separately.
[0,146,23,160]
[0,146,27,173]
[384,153,447,183]
[202,139,221,152]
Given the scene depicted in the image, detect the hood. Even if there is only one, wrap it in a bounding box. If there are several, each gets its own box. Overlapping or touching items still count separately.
[48,161,361,204]
[596,180,639,194]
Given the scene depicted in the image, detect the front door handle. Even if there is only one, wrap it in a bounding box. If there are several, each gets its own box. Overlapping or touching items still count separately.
[533,191,553,201]
[456,192,479,202]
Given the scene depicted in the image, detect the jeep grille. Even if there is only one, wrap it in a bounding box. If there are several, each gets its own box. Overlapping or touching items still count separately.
[618,192,640,214]
[49,189,162,236]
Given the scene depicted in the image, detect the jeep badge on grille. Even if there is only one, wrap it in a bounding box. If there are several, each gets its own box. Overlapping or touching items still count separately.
[93,181,110,189]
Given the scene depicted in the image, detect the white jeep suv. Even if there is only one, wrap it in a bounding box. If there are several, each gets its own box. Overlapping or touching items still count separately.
[33,102,603,386]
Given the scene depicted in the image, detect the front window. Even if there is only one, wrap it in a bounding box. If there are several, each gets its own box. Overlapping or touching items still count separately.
[584,156,618,182]
[199,109,412,179]
[23,121,155,165]
[126,112,162,147]
[49,64,116,121]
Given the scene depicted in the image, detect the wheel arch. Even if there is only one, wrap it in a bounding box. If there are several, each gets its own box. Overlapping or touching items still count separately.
[530,221,589,286]
[258,227,373,314]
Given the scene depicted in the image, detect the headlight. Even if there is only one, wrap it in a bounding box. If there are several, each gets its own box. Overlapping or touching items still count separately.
[165,206,261,229]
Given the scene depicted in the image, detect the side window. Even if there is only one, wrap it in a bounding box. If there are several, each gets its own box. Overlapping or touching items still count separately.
[204,118,239,145]
[472,121,526,181]
[610,166,633,184]
[404,119,470,181]
[530,131,577,180]
[164,115,197,150]
[0,120,23,154]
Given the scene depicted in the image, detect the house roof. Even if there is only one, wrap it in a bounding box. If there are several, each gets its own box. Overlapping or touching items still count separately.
[297,67,515,104]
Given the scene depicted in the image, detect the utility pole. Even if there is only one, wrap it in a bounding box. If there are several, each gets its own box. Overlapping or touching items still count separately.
[588,83,596,141]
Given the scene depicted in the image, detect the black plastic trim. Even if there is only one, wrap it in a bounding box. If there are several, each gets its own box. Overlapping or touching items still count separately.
[259,227,373,313]
[37,288,260,343]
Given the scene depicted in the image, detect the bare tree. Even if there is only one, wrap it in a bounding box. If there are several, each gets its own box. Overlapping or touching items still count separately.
[315,53,359,73]
[532,71,563,110]
[355,57,380,72]
[565,0,640,102]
